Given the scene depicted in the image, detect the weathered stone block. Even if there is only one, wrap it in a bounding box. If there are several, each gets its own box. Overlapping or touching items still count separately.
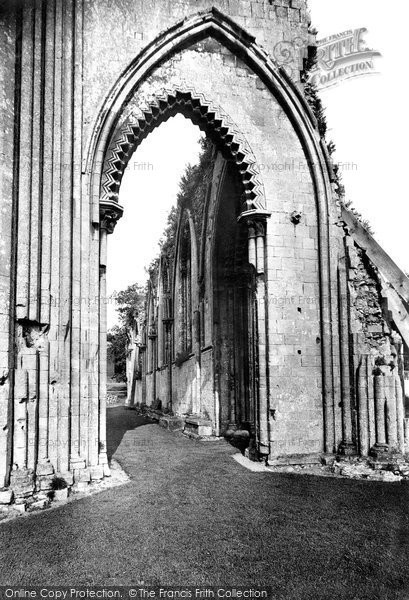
[36,461,54,477]
[10,468,35,498]
[251,3,265,18]
[70,457,86,471]
[75,481,89,492]
[268,453,322,466]
[184,416,213,437]
[90,466,104,481]
[0,488,13,505]
[30,498,49,510]
[78,468,91,483]
[370,471,402,483]
[289,8,301,22]
[54,488,69,502]
[38,475,55,491]
[59,472,74,486]
[159,416,184,431]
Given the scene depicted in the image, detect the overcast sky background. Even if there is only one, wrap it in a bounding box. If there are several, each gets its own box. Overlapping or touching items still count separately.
[107,0,409,327]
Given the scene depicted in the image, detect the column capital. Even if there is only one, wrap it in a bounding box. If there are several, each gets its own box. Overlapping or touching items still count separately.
[99,199,124,234]
[148,323,157,339]
[237,208,271,227]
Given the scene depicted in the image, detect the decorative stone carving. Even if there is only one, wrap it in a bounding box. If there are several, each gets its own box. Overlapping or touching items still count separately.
[99,199,124,234]
[101,89,266,210]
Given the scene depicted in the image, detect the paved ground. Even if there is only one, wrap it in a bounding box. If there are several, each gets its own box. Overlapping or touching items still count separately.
[1,407,409,599]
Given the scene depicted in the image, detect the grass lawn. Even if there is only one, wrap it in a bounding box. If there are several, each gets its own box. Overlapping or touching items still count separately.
[0,406,408,599]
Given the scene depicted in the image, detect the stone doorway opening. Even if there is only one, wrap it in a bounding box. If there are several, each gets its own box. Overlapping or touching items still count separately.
[102,103,263,450]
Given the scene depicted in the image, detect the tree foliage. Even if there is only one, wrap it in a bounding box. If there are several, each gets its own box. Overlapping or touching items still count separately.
[115,282,146,329]
[107,325,129,381]
[148,136,214,281]
[107,282,146,381]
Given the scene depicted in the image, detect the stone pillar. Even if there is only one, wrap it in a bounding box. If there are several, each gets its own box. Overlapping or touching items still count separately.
[404,418,409,453]
[238,208,271,459]
[337,255,355,455]
[148,323,158,406]
[248,225,256,270]
[99,200,123,467]
[357,357,369,456]
[140,342,147,406]
[374,373,387,450]
[193,308,201,416]
[163,318,173,411]
[371,365,406,459]
[0,1,18,490]
[395,371,405,455]
[367,357,376,449]
[385,372,398,451]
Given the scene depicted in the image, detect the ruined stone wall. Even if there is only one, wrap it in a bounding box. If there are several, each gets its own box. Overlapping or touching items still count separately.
[81,0,310,159]
[2,0,383,501]
[200,349,215,425]
[171,358,196,416]
[0,8,17,487]
[346,238,406,457]
[121,35,324,454]
[0,1,103,497]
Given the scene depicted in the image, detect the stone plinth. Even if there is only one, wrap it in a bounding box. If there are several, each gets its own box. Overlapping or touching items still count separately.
[184,416,213,438]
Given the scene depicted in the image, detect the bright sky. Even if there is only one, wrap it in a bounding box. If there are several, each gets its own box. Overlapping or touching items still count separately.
[106,115,203,326]
[308,0,409,271]
[107,1,409,327]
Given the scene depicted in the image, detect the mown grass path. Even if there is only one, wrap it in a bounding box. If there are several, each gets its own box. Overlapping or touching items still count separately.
[1,406,409,599]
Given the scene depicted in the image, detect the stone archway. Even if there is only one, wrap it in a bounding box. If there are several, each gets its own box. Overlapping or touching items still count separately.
[85,7,339,459]
[101,88,266,210]
[2,0,371,499]
[97,86,271,453]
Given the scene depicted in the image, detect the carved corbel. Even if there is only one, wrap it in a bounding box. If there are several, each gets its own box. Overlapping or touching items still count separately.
[99,199,124,234]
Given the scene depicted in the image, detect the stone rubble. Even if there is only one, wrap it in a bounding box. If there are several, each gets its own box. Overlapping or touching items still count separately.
[0,459,130,524]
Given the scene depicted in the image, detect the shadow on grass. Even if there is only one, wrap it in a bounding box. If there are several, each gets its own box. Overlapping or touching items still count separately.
[106,407,154,460]
[225,437,249,455]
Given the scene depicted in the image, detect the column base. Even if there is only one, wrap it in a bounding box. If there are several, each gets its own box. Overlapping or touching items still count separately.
[70,456,86,471]
[98,451,109,466]
[369,444,390,460]
[258,442,270,457]
[369,446,406,470]
[36,459,55,477]
[10,467,35,500]
[338,441,357,456]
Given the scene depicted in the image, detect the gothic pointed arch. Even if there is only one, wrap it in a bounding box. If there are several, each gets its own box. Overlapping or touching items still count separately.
[87,7,333,224]
[86,6,338,455]
[100,87,266,212]
[173,208,199,359]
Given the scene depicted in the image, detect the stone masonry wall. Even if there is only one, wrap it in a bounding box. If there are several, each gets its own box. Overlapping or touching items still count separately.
[0,0,351,498]
[0,9,17,487]
[123,40,322,454]
[81,0,310,160]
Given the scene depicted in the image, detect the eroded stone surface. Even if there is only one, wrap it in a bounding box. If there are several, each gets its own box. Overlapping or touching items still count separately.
[0,460,129,524]
[0,0,408,503]
[0,489,13,505]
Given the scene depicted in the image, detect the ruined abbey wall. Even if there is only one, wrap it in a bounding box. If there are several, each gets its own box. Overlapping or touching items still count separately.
[0,0,408,504]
